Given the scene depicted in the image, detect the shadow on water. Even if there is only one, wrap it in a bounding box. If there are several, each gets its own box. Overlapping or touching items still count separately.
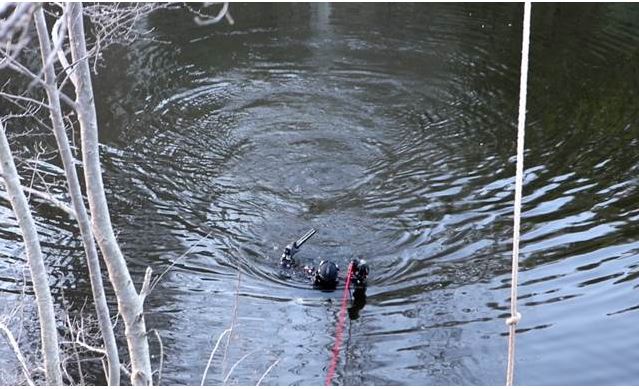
[1,3,639,385]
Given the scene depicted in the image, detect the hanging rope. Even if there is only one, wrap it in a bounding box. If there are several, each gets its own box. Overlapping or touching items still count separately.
[506,1,532,386]
[325,262,354,386]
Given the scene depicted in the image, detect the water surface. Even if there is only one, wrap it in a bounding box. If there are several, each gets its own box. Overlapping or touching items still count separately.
[1,3,639,385]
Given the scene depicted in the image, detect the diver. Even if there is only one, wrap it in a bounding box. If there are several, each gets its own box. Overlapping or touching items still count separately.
[280,228,369,291]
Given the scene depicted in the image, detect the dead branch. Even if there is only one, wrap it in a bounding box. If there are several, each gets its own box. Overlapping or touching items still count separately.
[223,350,259,385]
[81,3,170,72]
[67,3,151,384]
[0,4,36,42]
[0,3,37,66]
[150,329,164,385]
[69,340,107,356]
[63,310,84,386]
[150,231,212,293]
[187,2,234,26]
[0,47,78,110]
[0,120,62,385]
[0,183,75,217]
[222,269,241,378]
[0,322,35,386]
[1,95,54,133]
[25,145,42,203]
[0,91,51,111]
[256,359,280,386]
[139,266,153,305]
[201,327,232,386]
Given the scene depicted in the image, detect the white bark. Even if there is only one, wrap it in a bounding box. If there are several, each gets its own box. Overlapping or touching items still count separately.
[65,3,152,385]
[0,121,62,385]
[0,322,36,386]
[34,7,121,385]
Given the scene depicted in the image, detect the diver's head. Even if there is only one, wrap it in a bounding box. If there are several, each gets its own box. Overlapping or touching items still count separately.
[314,260,339,290]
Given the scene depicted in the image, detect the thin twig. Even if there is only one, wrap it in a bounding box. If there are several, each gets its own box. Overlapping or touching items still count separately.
[150,232,212,292]
[0,184,75,217]
[0,92,51,110]
[120,364,132,377]
[149,329,164,385]
[256,359,280,386]
[64,310,85,386]
[139,266,153,305]
[33,9,68,85]
[0,47,78,110]
[70,340,107,355]
[26,147,42,203]
[187,3,234,26]
[223,350,259,384]
[60,355,76,385]
[222,269,241,378]
[200,328,232,386]
[16,265,28,342]
[1,96,54,134]
[0,322,35,386]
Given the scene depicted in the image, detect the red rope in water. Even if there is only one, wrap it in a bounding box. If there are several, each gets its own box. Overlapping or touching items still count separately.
[325,262,354,386]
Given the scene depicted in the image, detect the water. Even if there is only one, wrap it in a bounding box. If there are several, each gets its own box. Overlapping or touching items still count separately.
[1,3,639,385]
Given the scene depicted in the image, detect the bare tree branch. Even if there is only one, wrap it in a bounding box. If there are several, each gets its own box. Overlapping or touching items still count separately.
[67,3,152,384]
[224,350,259,384]
[150,329,164,386]
[0,322,35,386]
[0,48,79,110]
[222,269,241,378]
[0,91,51,110]
[187,2,234,26]
[139,266,153,305]
[149,231,212,293]
[25,144,43,203]
[201,328,232,386]
[0,3,37,63]
[256,359,280,386]
[81,3,171,72]
[0,120,63,385]
[63,310,83,386]
[35,5,122,385]
[23,184,74,216]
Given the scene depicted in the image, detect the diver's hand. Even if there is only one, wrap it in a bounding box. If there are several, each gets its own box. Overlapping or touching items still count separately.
[350,259,369,286]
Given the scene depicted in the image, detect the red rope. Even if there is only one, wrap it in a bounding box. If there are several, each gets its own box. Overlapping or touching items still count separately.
[325,262,354,386]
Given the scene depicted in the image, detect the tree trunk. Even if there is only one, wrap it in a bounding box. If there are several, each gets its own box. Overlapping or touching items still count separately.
[0,121,63,386]
[34,7,121,385]
[65,3,152,385]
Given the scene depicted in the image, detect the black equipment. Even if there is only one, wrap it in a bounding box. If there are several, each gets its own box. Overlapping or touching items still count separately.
[280,228,317,268]
[279,229,370,294]
[349,259,369,287]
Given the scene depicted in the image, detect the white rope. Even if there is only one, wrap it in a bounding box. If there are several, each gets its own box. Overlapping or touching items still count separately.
[507,1,531,386]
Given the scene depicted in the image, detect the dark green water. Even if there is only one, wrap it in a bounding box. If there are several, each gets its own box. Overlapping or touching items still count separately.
[1,3,639,385]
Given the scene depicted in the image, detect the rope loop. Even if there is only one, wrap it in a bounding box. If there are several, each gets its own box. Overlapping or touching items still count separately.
[506,312,522,326]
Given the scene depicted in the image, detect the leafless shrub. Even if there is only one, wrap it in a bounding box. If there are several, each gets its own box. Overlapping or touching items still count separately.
[1,1,236,385]
[185,2,234,26]
[0,3,38,69]
[81,3,171,72]
[0,320,36,385]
